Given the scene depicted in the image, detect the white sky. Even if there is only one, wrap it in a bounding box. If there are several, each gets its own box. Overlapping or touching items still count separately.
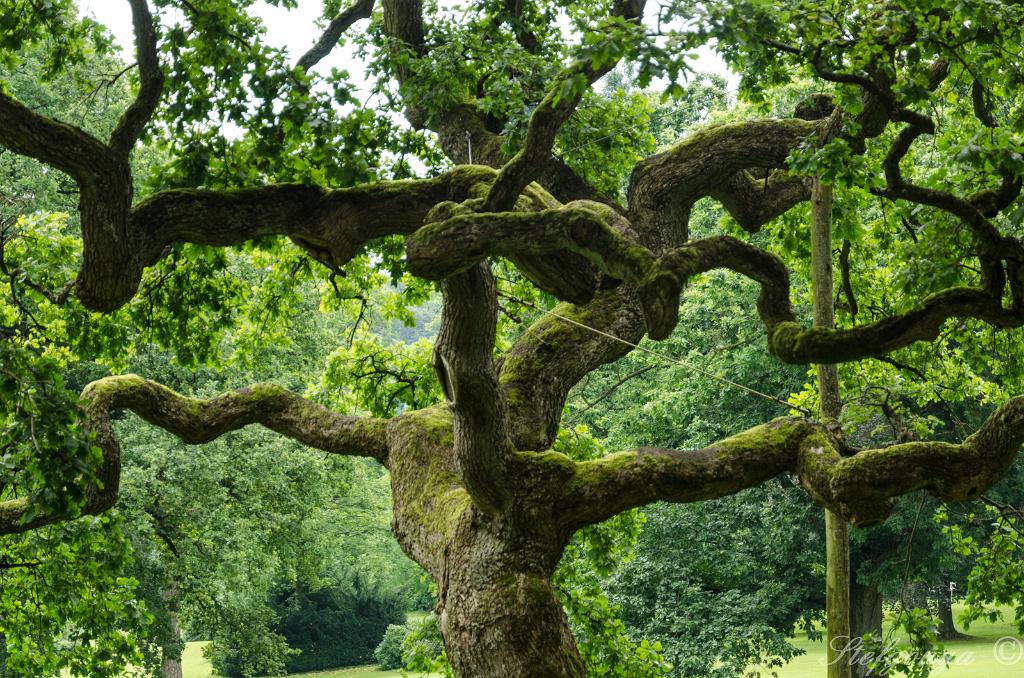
[81,0,733,96]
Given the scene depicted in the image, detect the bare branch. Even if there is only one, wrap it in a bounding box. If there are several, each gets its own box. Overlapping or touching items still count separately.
[109,0,164,154]
[296,0,376,73]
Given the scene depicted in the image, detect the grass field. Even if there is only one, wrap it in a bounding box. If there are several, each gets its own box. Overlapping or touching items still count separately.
[66,607,1022,677]
[181,641,421,678]
[759,607,1024,677]
[179,611,436,677]
[180,608,1024,677]
[180,642,413,678]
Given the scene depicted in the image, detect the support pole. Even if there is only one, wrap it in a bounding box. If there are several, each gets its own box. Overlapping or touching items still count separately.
[811,177,852,678]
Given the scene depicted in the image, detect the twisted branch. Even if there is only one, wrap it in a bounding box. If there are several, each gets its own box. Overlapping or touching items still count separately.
[555,396,1024,532]
[0,376,388,535]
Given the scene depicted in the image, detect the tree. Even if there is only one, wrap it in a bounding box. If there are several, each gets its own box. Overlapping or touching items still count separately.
[3,1,1024,676]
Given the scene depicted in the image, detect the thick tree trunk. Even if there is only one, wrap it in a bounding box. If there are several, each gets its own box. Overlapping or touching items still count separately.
[441,540,584,676]
[850,578,885,678]
[936,578,967,641]
[387,407,585,677]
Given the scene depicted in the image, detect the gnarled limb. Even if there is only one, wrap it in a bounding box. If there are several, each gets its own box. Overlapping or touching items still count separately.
[296,0,376,72]
[647,235,1024,362]
[109,0,163,155]
[407,202,654,297]
[553,396,1024,533]
[0,85,121,187]
[710,169,811,233]
[434,260,511,516]
[0,1,162,310]
[130,165,494,269]
[499,230,1021,451]
[501,286,646,450]
[495,119,824,447]
[643,235,794,340]
[628,118,821,251]
[0,375,388,536]
[767,288,1024,364]
[76,164,493,312]
[80,375,389,459]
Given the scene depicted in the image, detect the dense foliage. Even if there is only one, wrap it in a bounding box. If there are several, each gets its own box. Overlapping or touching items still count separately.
[211,576,405,676]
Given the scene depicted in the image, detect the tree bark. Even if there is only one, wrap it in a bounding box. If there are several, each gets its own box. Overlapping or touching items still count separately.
[440,532,585,677]
[161,612,184,678]
[386,407,586,677]
[850,578,885,678]
[936,577,967,641]
[811,177,853,678]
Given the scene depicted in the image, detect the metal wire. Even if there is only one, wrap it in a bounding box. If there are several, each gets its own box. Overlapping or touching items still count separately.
[502,292,810,416]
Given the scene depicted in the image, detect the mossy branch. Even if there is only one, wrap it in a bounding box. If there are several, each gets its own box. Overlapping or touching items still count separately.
[407,201,655,303]
[627,118,821,251]
[555,396,1024,532]
[81,374,389,460]
[0,376,390,536]
[105,165,496,311]
[648,235,1024,361]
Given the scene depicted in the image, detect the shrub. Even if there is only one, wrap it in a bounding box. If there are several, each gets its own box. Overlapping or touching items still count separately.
[401,614,453,677]
[374,624,408,670]
[275,574,406,673]
[210,573,405,675]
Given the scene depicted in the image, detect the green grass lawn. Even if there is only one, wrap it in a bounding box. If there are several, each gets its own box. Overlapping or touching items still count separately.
[181,641,422,678]
[179,610,439,678]
[67,606,1022,677]
[754,607,1024,677]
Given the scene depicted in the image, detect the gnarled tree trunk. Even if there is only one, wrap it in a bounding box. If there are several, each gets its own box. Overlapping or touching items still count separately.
[387,406,586,676]
[6,4,1024,674]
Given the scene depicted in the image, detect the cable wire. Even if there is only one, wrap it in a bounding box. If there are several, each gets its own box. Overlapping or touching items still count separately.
[500,291,810,416]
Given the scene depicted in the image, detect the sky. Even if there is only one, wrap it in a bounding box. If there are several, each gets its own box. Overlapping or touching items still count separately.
[83,0,359,79]
[80,0,733,96]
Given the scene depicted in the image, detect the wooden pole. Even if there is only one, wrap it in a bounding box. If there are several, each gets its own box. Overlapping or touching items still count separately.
[811,177,852,678]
